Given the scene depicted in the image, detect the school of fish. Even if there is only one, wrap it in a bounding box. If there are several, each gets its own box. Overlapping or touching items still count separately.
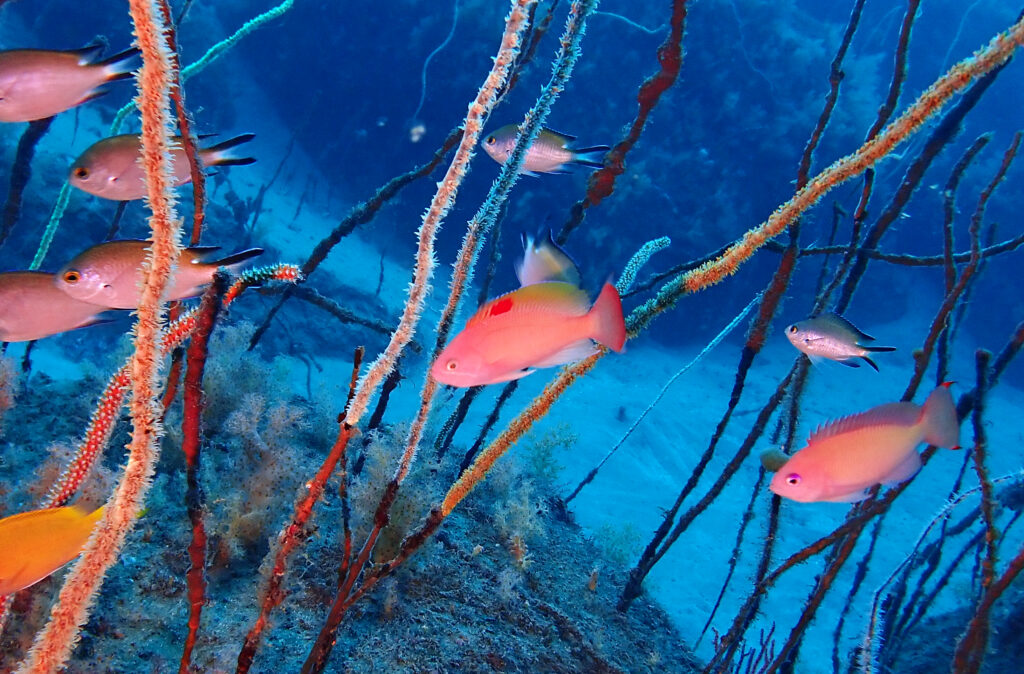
[0,29,970,601]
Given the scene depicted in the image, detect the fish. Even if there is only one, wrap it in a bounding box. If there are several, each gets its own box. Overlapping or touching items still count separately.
[431,281,626,387]
[0,271,114,342]
[786,313,896,371]
[55,239,264,309]
[0,505,104,596]
[762,383,960,503]
[0,45,139,122]
[69,133,257,201]
[516,231,580,286]
[483,125,610,176]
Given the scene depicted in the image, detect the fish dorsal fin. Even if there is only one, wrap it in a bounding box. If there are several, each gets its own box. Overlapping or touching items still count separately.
[185,245,222,262]
[808,402,921,445]
[541,127,577,145]
[469,282,590,328]
[70,43,105,64]
[823,312,876,341]
[516,231,581,286]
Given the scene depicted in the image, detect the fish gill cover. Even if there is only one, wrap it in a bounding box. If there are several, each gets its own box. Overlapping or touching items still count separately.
[0,0,1022,672]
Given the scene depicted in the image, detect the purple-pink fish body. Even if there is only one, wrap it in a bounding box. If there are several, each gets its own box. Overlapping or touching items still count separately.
[0,46,138,122]
[55,239,263,309]
[0,271,112,342]
[483,125,609,176]
[431,281,626,387]
[767,383,960,503]
[70,133,256,201]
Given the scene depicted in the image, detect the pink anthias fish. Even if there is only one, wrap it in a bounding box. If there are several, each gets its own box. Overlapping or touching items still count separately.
[69,133,257,201]
[431,235,626,387]
[0,271,114,342]
[762,383,960,503]
[0,45,138,122]
[483,125,609,176]
[55,239,263,309]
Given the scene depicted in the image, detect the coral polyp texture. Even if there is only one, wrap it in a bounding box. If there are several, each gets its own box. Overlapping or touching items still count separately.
[0,1,1023,672]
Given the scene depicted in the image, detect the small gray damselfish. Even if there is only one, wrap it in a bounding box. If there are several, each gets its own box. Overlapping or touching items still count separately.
[786,312,896,371]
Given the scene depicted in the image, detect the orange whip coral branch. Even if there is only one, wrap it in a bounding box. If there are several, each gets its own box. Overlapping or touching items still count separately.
[435,10,1024,537]
[630,13,1024,336]
[402,0,595,495]
[342,0,534,429]
[235,5,534,671]
[40,264,302,514]
[19,0,182,670]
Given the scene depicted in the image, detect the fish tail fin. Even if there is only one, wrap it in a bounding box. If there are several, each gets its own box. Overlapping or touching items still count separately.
[863,345,897,352]
[86,505,105,527]
[202,133,257,167]
[212,247,264,271]
[572,145,610,169]
[588,282,626,352]
[921,382,960,449]
[860,356,879,372]
[97,47,141,82]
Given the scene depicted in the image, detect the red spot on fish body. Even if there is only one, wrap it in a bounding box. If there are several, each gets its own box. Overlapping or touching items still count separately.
[488,296,514,317]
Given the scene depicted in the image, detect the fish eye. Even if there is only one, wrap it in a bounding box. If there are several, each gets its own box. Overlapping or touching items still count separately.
[785,473,801,486]
[788,325,798,334]
[486,136,496,145]
[73,166,89,180]
[62,269,81,284]
[445,360,458,371]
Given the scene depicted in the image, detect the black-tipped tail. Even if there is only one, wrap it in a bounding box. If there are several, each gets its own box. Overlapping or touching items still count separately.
[203,133,257,167]
[573,144,611,169]
[97,47,142,81]
[215,247,264,268]
[861,356,879,372]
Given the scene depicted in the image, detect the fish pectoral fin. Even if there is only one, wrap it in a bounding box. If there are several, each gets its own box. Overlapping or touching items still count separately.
[881,451,923,486]
[532,339,598,369]
[759,449,789,472]
[491,368,535,384]
[825,487,874,503]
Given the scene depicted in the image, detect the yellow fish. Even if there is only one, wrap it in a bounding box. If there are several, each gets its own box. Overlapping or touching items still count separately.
[786,313,896,371]
[0,271,113,342]
[763,383,960,503]
[483,125,609,176]
[431,281,626,387]
[55,239,263,309]
[69,133,256,201]
[0,46,138,122]
[0,505,104,596]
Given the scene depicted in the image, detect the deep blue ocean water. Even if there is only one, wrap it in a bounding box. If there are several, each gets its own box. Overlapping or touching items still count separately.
[0,1,1022,672]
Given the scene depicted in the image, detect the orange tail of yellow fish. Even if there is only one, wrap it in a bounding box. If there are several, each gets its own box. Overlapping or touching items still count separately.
[588,283,626,352]
[921,382,960,449]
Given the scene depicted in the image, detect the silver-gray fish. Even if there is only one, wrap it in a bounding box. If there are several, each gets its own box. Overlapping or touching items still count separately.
[786,313,896,371]
[55,240,263,309]
[0,271,112,342]
[483,125,609,176]
[0,46,138,122]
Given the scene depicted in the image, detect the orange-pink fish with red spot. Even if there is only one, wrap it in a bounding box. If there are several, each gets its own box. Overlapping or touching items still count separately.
[764,383,960,503]
[431,282,626,387]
